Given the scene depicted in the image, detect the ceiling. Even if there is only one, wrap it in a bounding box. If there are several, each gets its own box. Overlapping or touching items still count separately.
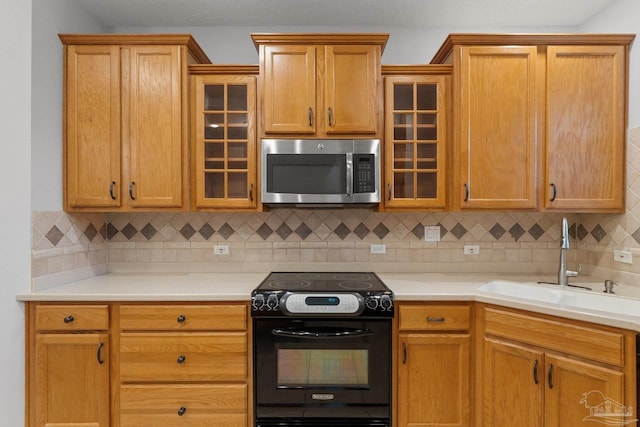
[72,0,616,29]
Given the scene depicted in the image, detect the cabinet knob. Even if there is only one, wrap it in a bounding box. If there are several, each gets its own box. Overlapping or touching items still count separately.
[308,107,313,127]
[63,315,74,324]
[129,181,136,200]
[328,107,334,127]
[97,342,105,365]
[177,315,186,323]
[426,316,445,323]
[550,183,557,202]
[177,406,187,416]
[177,354,186,364]
[464,183,470,202]
[249,183,254,202]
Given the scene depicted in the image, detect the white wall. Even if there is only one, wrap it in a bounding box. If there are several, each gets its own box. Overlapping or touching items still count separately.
[117,24,574,64]
[580,0,640,128]
[31,0,105,210]
[1,0,31,425]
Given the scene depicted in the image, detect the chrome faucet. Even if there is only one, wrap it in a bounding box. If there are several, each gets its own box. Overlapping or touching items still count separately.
[558,217,579,286]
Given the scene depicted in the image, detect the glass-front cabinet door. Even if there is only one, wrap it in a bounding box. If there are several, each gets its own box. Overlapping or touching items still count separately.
[384,74,448,210]
[191,73,257,209]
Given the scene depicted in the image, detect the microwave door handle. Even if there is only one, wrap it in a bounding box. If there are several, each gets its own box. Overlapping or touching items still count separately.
[271,328,374,339]
[346,153,353,195]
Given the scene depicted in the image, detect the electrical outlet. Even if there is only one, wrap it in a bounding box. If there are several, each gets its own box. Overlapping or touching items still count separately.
[613,250,632,264]
[214,245,229,255]
[370,244,386,254]
[424,226,441,242]
[464,245,480,255]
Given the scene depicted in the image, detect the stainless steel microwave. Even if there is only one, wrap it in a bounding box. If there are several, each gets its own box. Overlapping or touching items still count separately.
[261,139,381,206]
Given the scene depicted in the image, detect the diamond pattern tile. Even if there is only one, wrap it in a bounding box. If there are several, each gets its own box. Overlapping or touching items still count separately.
[257,223,273,240]
[121,223,138,240]
[508,224,525,241]
[45,225,64,246]
[591,224,607,243]
[373,223,390,239]
[411,224,424,240]
[276,223,293,240]
[577,224,589,241]
[84,223,98,241]
[295,223,312,240]
[354,223,370,240]
[198,223,215,240]
[334,223,351,240]
[489,223,506,240]
[179,224,196,240]
[450,223,467,240]
[106,223,119,240]
[218,223,235,240]
[528,223,545,241]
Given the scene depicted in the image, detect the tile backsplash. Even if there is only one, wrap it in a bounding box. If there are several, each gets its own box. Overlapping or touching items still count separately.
[31,127,640,287]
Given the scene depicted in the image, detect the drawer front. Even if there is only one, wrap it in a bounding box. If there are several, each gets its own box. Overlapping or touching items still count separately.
[120,304,247,331]
[120,332,247,382]
[399,304,470,331]
[120,384,247,427]
[35,304,109,331]
[484,307,625,366]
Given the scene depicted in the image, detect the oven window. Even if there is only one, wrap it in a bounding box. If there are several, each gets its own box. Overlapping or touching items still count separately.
[267,154,347,194]
[277,349,369,387]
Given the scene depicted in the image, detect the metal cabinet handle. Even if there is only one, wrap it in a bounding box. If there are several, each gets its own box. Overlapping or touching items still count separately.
[464,183,469,202]
[533,359,539,384]
[63,315,74,324]
[402,342,407,365]
[177,355,186,364]
[177,315,186,323]
[427,317,445,323]
[97,342,105,365]
[129,181,136,200]
[387,183,392,201]
[308,107,313,127]
[249,183,254,202]
[550,183,557,202]
[328,107,334,127]
[547,364,554,389]
[109,181,117,200]
[177,406,187,416]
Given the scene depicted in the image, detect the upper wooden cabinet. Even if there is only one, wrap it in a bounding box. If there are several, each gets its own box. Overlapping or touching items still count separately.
[432,34,634,212]
[190,65,259,211]
[382,66,451,211]
[544,45,627,211]
[60,34,210,212]
[252,33,387,138]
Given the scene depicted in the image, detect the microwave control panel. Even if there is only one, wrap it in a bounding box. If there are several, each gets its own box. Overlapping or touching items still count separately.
[353,154,376,193]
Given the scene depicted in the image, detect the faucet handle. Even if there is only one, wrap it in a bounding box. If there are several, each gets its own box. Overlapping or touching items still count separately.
[566,270,579,278]
[604,280,616,294]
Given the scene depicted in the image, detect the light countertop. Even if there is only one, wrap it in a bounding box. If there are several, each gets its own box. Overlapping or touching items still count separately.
[16,271,640,332]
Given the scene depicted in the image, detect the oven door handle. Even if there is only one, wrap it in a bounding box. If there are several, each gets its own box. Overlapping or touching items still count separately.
[271,328,374,339]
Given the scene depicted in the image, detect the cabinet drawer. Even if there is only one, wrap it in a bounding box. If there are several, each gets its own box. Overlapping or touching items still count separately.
[399,304,470,331]
[484,307,625,366]
[120,332,247,382]
[120,384,247,427]
[35,304,109,331]
[119,304,247,331]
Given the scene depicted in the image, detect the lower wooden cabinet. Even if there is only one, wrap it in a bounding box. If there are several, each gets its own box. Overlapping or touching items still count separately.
[481,306,634,427]
[28,304,110,427]
[396,303,472,427]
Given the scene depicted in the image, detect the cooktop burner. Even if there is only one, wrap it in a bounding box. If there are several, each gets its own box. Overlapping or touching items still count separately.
[251,272,394,317]
[258,272,387,292]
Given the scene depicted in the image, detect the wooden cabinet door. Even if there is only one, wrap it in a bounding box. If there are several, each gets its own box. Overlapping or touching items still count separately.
[34,333,109,427]
[545,45,626,212]
[483,338,543,427]
[398,334,470,427]
[544,353,625,427]
[64,45,121,209]
[456,46,538,210]
[127,45,184,208]
[261,45,316,134]
[324,45,380,135]
[192,74,257,209]
[384,75,448,209]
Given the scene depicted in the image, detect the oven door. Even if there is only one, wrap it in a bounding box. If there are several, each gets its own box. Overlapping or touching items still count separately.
[253,318,391,422]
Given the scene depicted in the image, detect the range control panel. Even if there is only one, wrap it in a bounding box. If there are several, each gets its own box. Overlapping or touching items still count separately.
[251,291,394,317]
